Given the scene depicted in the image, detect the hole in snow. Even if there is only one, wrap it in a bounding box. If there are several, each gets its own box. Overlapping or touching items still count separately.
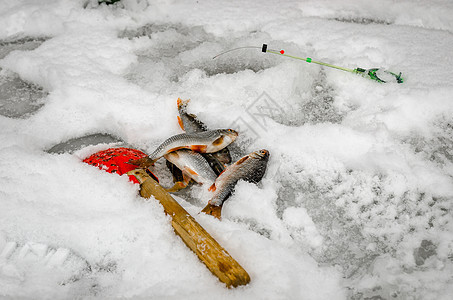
[0,37,49,118]
[298,70,343,124]
[268,70,343,127]
[414,239,437,266]
[0,36,48,60]
[121,23,210,59]
[123,23,279,88]
[197,49,278,77]
[404,118,453,166]
[45,133,124,154]
[0,72,48,119]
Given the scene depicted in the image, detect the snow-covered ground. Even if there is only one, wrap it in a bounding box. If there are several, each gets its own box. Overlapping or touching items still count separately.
[1,0,453,299]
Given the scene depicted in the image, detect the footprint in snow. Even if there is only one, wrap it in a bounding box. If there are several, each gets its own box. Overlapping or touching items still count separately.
[0,239,90,286]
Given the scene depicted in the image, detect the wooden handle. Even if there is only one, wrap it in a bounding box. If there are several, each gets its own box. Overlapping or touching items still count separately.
[127,169,250,288]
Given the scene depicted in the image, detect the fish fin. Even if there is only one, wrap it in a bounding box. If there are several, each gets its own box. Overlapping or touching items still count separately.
[236,156,249,165]
[183,167,199,177]
[164,151,180,160]
[215,168,227,178]
[168,146,184,153]
[165,181,189,193]
[177,116,185,131]
[190,145,207,152]
[208,183,216,192]
[201,203,222,219]
[127,157,155,168]
[182,173,192,184]
[212,136,224,146]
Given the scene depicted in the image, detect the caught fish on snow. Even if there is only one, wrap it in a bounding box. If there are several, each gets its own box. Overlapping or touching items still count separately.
[164,149,217,192]
[177,98,207,133]
[128,129,238,168]
[201,149,270,219]
[176,98,232,174]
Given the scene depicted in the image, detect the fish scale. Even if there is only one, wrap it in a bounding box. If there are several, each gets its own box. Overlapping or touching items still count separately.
[129,128,238,169]
[177,99,206,133]
[176,99,232,173]
[207,150,269,206]
[150,129,236,160]
[165,149,217,185]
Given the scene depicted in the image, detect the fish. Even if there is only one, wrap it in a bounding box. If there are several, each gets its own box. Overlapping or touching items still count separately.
[201,149,270,219]
[177,98,207,133]
[164,149,217,192]
[176,98,232,174]
[128,129,238,168]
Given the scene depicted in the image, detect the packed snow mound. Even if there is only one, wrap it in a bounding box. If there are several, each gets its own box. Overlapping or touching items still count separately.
[1,0,453,299]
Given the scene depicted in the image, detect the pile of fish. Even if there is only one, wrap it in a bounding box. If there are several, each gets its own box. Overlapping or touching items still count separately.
[129,99,269,219]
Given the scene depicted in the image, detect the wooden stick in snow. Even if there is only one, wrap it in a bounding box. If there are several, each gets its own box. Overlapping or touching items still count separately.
[127,169,250,288]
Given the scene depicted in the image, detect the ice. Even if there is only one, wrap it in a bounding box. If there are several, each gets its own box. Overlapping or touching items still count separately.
[414,240,437,266]
[1,0,453,299]
[290,70,343,126]
[46,133,124,154]
[0,37,48,60]
[0,72,48,118]
[124,23,281,94]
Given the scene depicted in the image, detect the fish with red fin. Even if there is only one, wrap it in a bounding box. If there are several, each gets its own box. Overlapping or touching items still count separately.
[201,149,270,219]
[128,129,238,168]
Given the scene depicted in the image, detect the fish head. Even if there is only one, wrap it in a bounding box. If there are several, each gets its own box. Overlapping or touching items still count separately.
[218,128,238,143]
[243,149,270,183]
[177,98,190,112]
[208,129,238,152]
[250,149,270,161]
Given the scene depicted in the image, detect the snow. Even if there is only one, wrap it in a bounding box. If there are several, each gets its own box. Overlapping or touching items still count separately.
[1,0,453,299]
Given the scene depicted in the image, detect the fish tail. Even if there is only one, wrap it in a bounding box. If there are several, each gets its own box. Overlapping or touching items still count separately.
[127,156,155,168]
[177,98,190,112]
[201,203,223,219]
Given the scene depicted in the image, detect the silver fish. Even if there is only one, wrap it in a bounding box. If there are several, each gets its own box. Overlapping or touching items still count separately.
[177,98,232,173]
[201,149,269,218]
[129,129,238,168]
[164,149,217,192]
[177,98,206,133]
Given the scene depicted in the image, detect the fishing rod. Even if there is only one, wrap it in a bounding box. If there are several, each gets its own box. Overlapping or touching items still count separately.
[213,44,403,84]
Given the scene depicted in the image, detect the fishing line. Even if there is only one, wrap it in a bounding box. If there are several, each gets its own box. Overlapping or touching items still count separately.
[212,46,262,59]
[213,43,403,84]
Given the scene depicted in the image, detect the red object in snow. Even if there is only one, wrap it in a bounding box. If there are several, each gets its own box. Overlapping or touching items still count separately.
[83,147,158,184]
[280,50,285,54]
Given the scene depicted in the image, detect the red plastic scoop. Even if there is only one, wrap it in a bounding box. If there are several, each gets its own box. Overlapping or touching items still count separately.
[83,147,158,183]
